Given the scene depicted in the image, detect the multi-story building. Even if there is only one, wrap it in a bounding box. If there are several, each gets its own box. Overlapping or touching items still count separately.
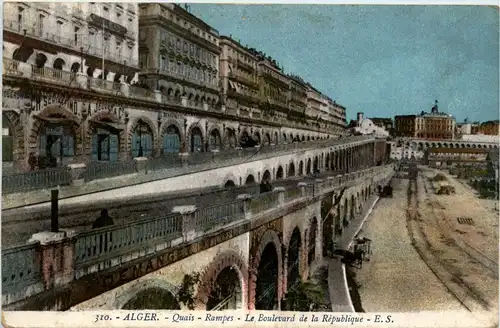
[394,115,417,138]
[219,36,261,143]
[479,120,500,136]
[395,101,455,140]
[3,2,141,167]
[287,74,308,127]
[257,55,290,139]
[370,117,394,134]
[2,3,345,170]
[456,119,480,137]
[137,3,221,152]
[327,99,347,134]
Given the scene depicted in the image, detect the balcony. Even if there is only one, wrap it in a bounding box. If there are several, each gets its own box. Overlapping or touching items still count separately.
[142,68,218,91]
[237,58,255,72]
[262,72,289,88]
[3,18,139,68]
[228,72,259,89]
[227,88,260,105]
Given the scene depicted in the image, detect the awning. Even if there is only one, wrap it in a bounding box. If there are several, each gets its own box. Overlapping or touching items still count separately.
[90,120,125,131]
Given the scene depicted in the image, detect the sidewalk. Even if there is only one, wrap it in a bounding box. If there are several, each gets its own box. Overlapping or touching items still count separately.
[328,194,381,312]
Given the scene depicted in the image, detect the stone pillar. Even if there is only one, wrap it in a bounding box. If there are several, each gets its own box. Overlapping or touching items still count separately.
[237,194,252,220]
[154,90,162,102]
[179,152,190,167]
[67,163,86,186]
[274,187,285,206]
[315,179,324,194]
[28,230,77,291]
[133,156,148,173]
[298,182,308,197]
[172,205,197,243]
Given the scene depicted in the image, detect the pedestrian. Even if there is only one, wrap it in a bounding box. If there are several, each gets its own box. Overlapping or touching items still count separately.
[92,209,114,229]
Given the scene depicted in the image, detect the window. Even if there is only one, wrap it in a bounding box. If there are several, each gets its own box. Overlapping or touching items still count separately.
[176,39,181,51]
[38,14,45,33]
[74,26,80,45]
[183,42,188,54]
[116,41,122,57]
[103,6,109,19]
[17,6,24,25]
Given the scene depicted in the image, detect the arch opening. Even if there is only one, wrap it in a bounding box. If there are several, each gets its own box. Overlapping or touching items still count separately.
[287,227,302,291]
[245,174,256,185]
[308,218,317,268]
[276,166,284,180]
[190,126,204,153]
[288,162,295,177]
[255,243,279,310]
[131,120,153,158]
[206,266,242,310]
[163,124,181,154]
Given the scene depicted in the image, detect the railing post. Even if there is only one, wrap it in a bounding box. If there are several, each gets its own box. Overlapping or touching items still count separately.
[133,157,148,173]
[315,179,324,194]
[274,187,285,206]
[28,230,77,292]
[179,152,190,167]
[298,182,308,197]
[237,194,252,220]
[172,205,197,243]
[68,163,86,186]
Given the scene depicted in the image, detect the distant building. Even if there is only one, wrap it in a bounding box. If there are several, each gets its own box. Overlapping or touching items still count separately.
[479,120,500,136]
[351,112,390,138]
[370,117,394,132]
[394,100,456,140]
[424,147,491,168]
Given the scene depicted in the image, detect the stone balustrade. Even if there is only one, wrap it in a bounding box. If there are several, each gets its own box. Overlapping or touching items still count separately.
[1,164,395,307]
[3,134,373,195]
[2,57,340,135]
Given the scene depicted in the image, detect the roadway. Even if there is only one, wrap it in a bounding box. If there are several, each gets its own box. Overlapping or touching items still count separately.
[2,169,350,248]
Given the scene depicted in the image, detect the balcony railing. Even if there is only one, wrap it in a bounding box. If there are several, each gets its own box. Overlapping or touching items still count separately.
[2,135,374,195]
[1,164,394,295]
[3,18,139,67]
[2,167,73,194]
[3,57,339,136]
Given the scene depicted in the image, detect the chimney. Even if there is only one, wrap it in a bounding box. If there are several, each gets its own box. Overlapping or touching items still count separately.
[357,112,364,124]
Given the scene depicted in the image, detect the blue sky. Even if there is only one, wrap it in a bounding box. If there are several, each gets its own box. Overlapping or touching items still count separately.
[188,5,499,122]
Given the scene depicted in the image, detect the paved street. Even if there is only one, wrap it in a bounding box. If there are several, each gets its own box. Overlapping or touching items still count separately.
[354,177,466,312]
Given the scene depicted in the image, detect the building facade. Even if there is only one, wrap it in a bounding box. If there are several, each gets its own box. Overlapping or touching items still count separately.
[2,3,348,170]
[394,101,455,140]
[370,117,394,135]
[479,120,500,136]
[3,2,141,167]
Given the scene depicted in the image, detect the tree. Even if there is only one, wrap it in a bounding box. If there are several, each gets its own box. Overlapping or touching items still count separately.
[282,278,325,311]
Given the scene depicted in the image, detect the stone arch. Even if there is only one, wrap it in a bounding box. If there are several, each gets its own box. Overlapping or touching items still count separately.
[35,52,48,68]
[306,158,312,174]
[195,250,248,310]
[250,229,283,310]
[288,161,296,177]
[208,127,222,151]
[263,132,271,146]
[187,122,205,153]
[128,116,158,157]
[298,160,304,176]
[86,110,126,159]
[114,278,181,310]
[29,105,82,157]
[53,57,66,70]
[286,226,302,291]
[222,173,238,187]
[160,119,185,153]
[276,165,284,180]
[224,127,237,148]
[2,111,25,164]
[307,217,318,268]
[245,174,256,185]
[262,169,272,182]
